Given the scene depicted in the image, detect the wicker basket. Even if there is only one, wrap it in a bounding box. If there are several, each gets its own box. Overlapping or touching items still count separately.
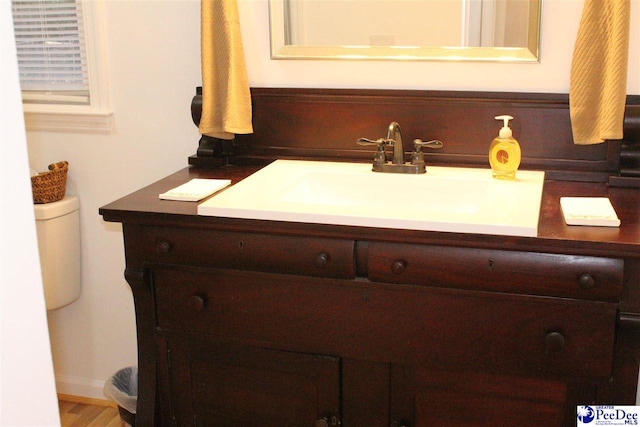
[31,161,69,204]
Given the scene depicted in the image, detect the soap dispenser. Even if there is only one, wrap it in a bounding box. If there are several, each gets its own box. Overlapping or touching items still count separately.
[489,115,521,180]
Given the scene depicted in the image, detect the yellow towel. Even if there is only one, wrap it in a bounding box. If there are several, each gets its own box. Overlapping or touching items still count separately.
[199,0,253,140]
[569,0,630,145]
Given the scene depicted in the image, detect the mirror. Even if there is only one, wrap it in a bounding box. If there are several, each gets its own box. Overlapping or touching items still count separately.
[269,0,541,62]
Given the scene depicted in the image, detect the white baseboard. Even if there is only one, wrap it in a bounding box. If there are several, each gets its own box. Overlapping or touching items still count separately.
[55,374,106,400]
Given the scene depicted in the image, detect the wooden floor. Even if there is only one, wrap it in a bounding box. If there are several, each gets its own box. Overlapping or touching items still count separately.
[58,398,122,427]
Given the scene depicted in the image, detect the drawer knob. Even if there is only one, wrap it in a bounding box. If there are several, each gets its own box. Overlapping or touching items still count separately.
[316,419,329,427]
[189,294,206,312]
[391,259,406,275]
[545,331,566,352]
[156,241,172,254]
[578,273,595,290]
[315,253,329,269]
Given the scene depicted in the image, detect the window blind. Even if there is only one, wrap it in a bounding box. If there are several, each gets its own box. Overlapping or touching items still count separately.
[11,0,90,105]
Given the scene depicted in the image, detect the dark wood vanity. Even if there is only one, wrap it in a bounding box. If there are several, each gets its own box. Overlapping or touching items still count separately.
[101,89,640,426]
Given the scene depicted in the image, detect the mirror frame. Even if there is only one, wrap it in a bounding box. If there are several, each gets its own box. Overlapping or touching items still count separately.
[269,0,542,63]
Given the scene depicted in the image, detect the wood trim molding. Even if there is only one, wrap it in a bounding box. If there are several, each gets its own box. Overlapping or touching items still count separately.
[190,88,640,184]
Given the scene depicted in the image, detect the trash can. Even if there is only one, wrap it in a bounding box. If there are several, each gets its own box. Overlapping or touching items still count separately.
[104,366,137,427]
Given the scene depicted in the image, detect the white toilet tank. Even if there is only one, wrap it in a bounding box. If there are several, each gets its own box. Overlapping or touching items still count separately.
[34,196,81,311]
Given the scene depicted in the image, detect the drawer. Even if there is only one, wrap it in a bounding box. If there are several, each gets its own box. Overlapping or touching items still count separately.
[366,242,623,302]
[126,225,355,279]
[153,265,616,380]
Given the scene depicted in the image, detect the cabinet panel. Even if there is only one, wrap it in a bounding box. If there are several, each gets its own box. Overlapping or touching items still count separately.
[342,359,390,427]
[390,366,599,427]
[153,265,616,380]
[166,335,340,426]
[367,242,623,301]
[127,225,356,278]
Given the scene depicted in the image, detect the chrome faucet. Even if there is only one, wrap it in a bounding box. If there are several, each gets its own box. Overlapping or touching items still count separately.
[357,122,443,174]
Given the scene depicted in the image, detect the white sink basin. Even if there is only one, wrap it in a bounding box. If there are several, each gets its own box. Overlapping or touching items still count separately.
[198,160,545,237]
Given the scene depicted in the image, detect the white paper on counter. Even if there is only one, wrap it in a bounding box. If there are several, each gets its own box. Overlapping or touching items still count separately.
[159,178,231,202]
[560,197,620,227]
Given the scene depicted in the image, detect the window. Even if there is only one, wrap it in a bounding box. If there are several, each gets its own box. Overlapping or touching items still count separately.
[11,0,112,133]
[12,0,89,105]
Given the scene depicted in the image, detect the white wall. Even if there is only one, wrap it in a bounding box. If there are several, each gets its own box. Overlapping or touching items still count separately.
[24,0,640,400]
[1,3,60,425]
[26,0,202,398]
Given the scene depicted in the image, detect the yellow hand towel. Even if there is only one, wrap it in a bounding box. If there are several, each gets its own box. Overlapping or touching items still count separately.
[199,0,253,140]
[569,0,630,145]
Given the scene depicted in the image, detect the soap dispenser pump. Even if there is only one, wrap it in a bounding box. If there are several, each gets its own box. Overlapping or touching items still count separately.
[489,115,521,180]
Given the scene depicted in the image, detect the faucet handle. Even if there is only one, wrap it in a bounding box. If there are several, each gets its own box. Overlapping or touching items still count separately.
[357,137,394,146]
[413,139,443,150]
[411,139,443,167]
[357,137,382,146]
[357,138,388,165]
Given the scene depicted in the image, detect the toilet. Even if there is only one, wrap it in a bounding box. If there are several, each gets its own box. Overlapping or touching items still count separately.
[34,196,81,311]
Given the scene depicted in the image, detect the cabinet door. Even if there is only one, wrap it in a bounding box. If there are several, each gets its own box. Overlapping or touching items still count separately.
[390,366,600,427]
[165,335,341,427]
